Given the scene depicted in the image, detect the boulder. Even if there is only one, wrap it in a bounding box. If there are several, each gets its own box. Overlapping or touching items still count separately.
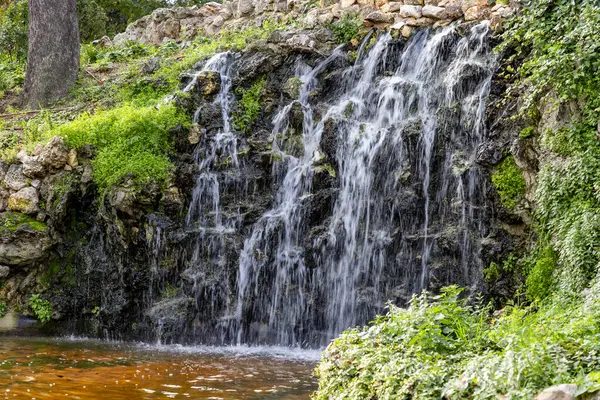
[238,0,255,15]
[4,165,28,192]
[8,187,40,215]
[0,212,52,266]
[22,155,46,178]
[406,16,435,26]
[39,136,69,170]
[141,57,161,74]
[399,5,422,18]
[535,385,577,400]
[380,2,403,12]
[365,10,393,23]
[422,4,446,18]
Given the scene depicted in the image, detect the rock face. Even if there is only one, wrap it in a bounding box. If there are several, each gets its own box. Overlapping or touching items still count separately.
[111,0,513,45]
[1,1,520,348]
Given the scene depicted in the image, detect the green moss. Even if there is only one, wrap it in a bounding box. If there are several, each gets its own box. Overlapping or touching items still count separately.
[491,156,526,210]
[314,164,336,178]
[233,77,266,134]
[519,126,534,138]
[51,104,188,193]
[0,212,47,233]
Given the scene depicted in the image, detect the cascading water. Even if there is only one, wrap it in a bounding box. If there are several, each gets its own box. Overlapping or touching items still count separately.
[147,52,246,343]
[230,23,495,346]
[151,23,496,347]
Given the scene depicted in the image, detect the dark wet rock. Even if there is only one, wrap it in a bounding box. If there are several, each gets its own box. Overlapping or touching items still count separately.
[0,212,52,266]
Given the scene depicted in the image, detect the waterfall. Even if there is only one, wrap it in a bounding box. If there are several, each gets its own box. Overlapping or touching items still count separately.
[173,23,496,347]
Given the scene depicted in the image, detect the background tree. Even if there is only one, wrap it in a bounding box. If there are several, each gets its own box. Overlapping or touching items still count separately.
[22,0,80,108]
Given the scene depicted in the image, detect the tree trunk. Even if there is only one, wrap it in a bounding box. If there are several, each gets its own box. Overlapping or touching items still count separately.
[22,0,80,109]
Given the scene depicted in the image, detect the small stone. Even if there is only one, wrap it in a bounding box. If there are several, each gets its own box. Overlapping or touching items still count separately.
[401,24,414,37]
[317,11,334,25]
[399,5,422,18]
[4,165,28,191]
[64,165,73,172]
[283,77,303,99]
[188,124,202,145]
[0,160,8,182]
[30,180,41,189]
[8,187,39,215]
[340,0,356,7]
[0,265,9,278]
[197,70,221,96]
[67,149,78,168]
[141,57,161,74]
[92,35,112,47]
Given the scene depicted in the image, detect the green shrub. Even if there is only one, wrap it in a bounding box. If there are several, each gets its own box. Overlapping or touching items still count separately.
[329,14,362,44]
[51,104,189,192]
[525,245,556,301]
[233,77,265,133]
[0,0,28,61]
[491,156,526,210]
[29,294,53,323]
[315,286,600,400]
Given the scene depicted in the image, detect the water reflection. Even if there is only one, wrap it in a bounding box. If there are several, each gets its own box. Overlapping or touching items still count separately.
[0,337,317,399]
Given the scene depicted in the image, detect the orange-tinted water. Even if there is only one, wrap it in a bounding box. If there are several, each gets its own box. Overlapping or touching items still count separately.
[0,337,318,399]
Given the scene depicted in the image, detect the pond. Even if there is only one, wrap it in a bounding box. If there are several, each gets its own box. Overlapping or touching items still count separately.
[0,336,319,399]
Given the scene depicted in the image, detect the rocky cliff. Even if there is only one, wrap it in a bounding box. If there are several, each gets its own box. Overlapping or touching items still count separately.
[0,0,524,346]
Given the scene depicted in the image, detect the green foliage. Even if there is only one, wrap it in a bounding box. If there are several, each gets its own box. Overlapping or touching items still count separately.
[315,286,600,399]
[51,104,188,192]
[233,77,265,133]
[0,302,6,318]
[0,0,27,60]
[525,245,556,301]
[329,14,362,44]
[502,0,600,111]
[28,294,53,323]
[491,156,526,210]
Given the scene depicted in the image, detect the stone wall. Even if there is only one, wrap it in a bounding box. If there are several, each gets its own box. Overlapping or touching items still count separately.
[112,0,517,45]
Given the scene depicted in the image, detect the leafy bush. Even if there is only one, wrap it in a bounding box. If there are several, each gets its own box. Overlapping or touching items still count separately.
[51,104,189,192]
[29,294,53,323]
[0,0,28,61]
[329,14,362,44]
[525,245,556,301]
[491,156,526,210]
[315,286,600,399]
[233,77,265,133]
